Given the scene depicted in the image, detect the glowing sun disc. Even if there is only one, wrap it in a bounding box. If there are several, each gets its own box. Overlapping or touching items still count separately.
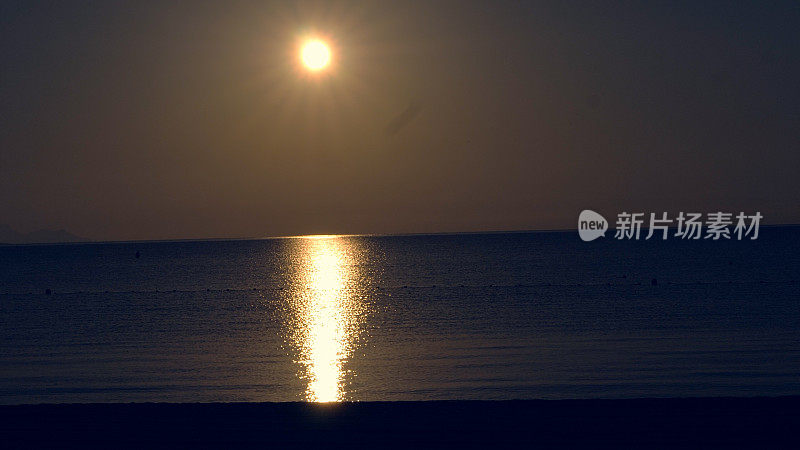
[301,40,331,71]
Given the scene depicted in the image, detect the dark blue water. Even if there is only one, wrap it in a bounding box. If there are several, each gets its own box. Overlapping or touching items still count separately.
[1,229,799,404]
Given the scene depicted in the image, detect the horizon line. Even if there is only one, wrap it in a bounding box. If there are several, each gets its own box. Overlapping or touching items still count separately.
[1,223,799,247]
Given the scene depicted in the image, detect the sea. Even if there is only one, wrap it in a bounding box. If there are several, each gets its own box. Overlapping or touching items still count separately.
[1,228,799,405]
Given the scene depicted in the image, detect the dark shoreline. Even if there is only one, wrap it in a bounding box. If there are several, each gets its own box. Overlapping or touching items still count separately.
[2,397,799,447]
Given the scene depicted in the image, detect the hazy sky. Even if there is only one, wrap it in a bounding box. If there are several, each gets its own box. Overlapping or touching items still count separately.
[2,1,798,241]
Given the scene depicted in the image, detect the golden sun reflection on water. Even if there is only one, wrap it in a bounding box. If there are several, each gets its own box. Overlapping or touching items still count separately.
[290,236,364,402]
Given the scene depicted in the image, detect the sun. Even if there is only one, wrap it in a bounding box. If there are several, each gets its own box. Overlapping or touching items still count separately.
[301,40,331,71]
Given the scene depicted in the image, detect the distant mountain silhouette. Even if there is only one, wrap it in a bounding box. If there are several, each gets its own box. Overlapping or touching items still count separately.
[0,224,85,244]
